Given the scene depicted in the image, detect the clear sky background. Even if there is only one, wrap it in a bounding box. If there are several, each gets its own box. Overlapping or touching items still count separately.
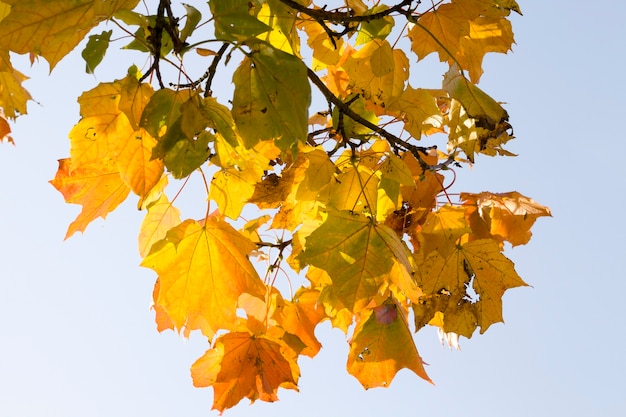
[1,1,625,416]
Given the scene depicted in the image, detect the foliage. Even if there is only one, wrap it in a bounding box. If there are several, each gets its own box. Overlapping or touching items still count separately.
[0,0,550,412]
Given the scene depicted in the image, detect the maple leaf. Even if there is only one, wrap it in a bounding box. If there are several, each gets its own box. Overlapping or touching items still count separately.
[69,80,163,197]
[138,192,181,258]
[141,218,266,338]
[387,87,444,138]
[0,67,32,119]
[191,331,300,412]
[461,191,552,246]
[298,211,419,312]
[415,237,527,337]
[347,301,431,388]
[232,41,310,152]
[340,40,408,110]
[0,0,140,70]
[50,158,131,239]
[408,0,516,82]
[276,287,326,357]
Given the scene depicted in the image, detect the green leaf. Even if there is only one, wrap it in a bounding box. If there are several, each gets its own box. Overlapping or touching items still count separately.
[355,5,395,45]
[298,211,416,311]
[199,97,238,147]
[209,0,271,41]
[232,42,310,152]
[163,131,213,179]
[140,88,187,139]
[180,3,202,42]
[443,64,508,129]
[82,30,112,73]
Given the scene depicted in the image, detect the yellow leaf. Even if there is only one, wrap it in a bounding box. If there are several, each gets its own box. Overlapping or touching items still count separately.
[69,81,163,197]
[408,0,516,82]
[256,1,299,55]
[49,158,131,239]
[138,193,181,257]
[119,72,154,131]
[341,40,408,111]
[0,68,31,118]
[461,17,514,82]
[210,168,257,220]
[69,82,131,167]
[416,238,527,336]
[300,19,343,70]
[347,302,431,388]
[141,218,266,338]
[418,206,472,258]
[328,164,379,214]
[387,87,443,139]
[443,65,508,128]
[115,128,164,197]
[0,0,140,70]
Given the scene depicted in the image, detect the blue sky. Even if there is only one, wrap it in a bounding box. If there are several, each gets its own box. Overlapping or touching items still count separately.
[1,1,625,416]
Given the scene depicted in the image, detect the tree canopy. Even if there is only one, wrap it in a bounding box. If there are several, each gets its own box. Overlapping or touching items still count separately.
[0,0,550,413]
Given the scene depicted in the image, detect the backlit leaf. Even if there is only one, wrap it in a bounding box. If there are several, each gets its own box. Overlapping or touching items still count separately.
[141,218,266,338]
[191,331,299,412]
[347,302,431,388]
[81,30,112,74]
[461,191,552,246]
[232,42,310,152]
[50,158,131,239]
[0,0,140,70]
[138,193,182,258]
[299,211,417,312]
[210,0,271,41]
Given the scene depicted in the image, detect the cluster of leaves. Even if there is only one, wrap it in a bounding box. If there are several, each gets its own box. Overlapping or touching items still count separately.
[0,0,550,413]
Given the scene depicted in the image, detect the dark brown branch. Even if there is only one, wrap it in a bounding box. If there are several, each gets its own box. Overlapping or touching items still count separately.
[204,43,230,97]
[306,68,436,168]
[278,0,416,24]
[139,0,168,87]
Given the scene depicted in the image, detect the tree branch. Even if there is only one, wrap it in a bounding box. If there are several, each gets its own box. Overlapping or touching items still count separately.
[307,68,437,168]
[278,0,417,24]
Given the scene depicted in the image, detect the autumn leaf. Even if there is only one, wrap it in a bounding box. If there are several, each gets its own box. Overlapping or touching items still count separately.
[415,237,527,336]
[387,87,444,138]
[138,192,181,258]
[408,0,516,82]
[191,331,300,412]
[298,211,418,312]
[340,40,408,110]
[50,158,131,239]
[347,302,431,388]
[141,218,266,338]
[0,0,140,70]
[461,191,552,246]
[276,287,326,357]
[232,41,310,152]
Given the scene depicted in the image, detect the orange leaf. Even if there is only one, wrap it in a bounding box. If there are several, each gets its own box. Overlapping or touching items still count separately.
[461,191,552,246]
[191,331,299,412]
[347,302,431,388]
[49,158,131,239]
[277,287,326,357]
[141,218,266,338]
